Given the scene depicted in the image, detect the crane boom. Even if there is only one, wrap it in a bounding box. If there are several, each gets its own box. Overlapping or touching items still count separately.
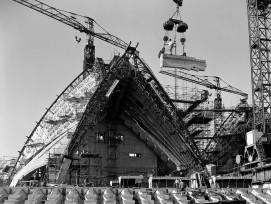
[12,0,129,50]
[160,69,248,97]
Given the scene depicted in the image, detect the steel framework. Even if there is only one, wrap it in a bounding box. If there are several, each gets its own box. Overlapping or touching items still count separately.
[247,0,271,134]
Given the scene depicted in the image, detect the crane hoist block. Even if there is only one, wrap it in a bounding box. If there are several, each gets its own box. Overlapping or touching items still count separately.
[160,54,207,72]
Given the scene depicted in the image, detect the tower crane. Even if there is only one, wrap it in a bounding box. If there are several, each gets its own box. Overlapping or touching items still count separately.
[11,0,129,72]
[11,0,128,49]
[247,0,271,135]
[160,70,248,98]
[160,69,249,145]
[169,0,271,136]
[168,0,271,166]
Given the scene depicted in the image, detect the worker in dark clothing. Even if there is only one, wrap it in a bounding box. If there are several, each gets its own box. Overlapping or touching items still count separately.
[174,178,179,190]
[159,47,166,68]
[179,179,185,191]
[158,47,165,58]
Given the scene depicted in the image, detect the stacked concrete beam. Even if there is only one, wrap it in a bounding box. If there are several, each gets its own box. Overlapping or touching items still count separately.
[65,188,83,204]
[187,190,212,203]
[84,188,100,204]
[169,190,189,204]
[45,188,65,204]
[1,187,271,204]
[205,190,222,203]
[117,189,134,204]
[25,189,47,204]
[102,189,116,204]
[153,190,173,204]
[134,190,153,204]
[0,188,11,204]
[251,189,271,204]
[4,188,29,204]
[236,189,263,204]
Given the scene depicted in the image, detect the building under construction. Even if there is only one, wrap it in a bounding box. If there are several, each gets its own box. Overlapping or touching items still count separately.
[1,0,271,203]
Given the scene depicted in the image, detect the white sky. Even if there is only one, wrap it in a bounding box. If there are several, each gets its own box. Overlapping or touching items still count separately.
[0,0,250,157]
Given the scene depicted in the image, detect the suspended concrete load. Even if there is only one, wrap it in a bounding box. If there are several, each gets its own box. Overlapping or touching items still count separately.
[160,53,207,72]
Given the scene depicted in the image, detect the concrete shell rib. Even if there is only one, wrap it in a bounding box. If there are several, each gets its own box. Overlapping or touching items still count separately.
[10,67,102,187]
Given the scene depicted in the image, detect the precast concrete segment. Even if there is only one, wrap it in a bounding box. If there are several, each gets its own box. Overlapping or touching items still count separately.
[25,189,47,204]
[4,188,29,204]
[45,188,65,204]
[205,190,222,203]
[161,54,207,72]
[134,189,154,204]
[169,189,189,204]
[236,189,261,204]
[65,188,84,204]
[116,189,134,204]
[153,190,173,204]
[0,187,269,204]
[0,188,11,204]
[102,189,116,204]
[83,188,99,204]
[251,189,271,204]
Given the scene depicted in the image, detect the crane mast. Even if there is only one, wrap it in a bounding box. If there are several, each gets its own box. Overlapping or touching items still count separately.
[247,0,271,135]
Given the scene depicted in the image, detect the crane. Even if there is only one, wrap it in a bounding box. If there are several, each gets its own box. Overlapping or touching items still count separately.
[160,70,248,97]
[169,0,271,137]
[11,0,128,49]
[11,0,129,72]
[161,0,249,150]
[247,0,271,135]
[168,0,271,166]
[160,69,249,137]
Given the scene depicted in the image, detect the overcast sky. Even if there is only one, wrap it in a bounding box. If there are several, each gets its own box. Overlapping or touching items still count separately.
[0,0,250,157]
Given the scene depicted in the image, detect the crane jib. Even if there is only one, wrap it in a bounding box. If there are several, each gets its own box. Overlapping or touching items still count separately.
[11,0,128,50]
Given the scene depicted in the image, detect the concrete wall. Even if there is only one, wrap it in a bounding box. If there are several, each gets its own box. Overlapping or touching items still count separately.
[69,118,157,185]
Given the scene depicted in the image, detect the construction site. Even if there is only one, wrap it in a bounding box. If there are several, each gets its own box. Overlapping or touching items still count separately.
[0,0,271,203]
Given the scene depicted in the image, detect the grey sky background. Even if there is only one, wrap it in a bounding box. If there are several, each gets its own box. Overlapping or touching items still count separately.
[0,0,250,157]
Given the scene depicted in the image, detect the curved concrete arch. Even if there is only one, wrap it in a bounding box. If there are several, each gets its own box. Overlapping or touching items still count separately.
[11,63,103,186]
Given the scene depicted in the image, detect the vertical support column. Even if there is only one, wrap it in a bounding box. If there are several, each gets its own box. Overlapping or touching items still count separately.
[83,19,95,73]
[214,77,223,133]
[247,0,271,134]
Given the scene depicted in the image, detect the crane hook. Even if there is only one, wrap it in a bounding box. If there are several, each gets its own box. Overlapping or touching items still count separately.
[75,36,81,43]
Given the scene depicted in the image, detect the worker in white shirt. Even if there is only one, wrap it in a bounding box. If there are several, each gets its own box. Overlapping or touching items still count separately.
[167,39,173,55]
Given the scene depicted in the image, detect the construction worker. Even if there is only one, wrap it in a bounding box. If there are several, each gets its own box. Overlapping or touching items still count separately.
[174,178,179,190]
[179,179,184,191]
[159,47,166,68]
[158,47,165,58]
[167,39,173,54]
